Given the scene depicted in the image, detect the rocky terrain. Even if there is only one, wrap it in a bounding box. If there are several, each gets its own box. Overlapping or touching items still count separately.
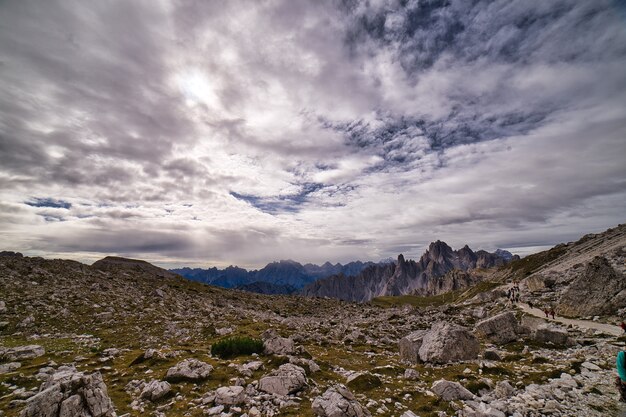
[303,242,515,302]
[0,224,625,417]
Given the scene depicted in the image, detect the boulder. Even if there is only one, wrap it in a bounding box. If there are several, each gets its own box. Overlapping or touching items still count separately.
[20,370,115,417]
[398,330,428,363]
[474,312,519,344]
[494,380,515,399]
[263,337,295,355]
[258,364,307,395]
[431,379,474,401]
[165,358,213,382]
[2,345,45,361]
[346,372,381,391]
[311,384,371,417]
[215,386,245,405]
[533,325,570,346]
[140,380,171,401]
[0,362,21,374]
[483,350,502,361]
[0,300,6,313]
[418,322,479,363]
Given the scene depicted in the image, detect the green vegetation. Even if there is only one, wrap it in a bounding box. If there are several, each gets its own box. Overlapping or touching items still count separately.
[210,336,264,359]
[370,291,459,308]
[506,244,568,277]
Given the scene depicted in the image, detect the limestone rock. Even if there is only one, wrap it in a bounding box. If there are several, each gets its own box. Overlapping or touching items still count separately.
[140,380,171,401]
[311,384,371,417]
[263,337,295,355]
[346,372,381,391]
[0,362,21,374]
[533,325,570,346]
[165,358,213,382]
[431,379,474,401]
[398,330,428,363]
[215,386,245,405]
[474,312,519,344]
[418,322,479,363]
[20,370,115,417]
[258,364,307,395]
[557,256,626,316]
[2,345,45,361]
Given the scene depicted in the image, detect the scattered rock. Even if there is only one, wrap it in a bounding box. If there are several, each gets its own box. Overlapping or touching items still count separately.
[311,385,371,417]
[431,379,474,401]
[140,380,171,401]
[258,364,307,395]
[165,358,213,382]
[215,386,245,405]
[263,336,295,355]
[2,345,45,361]
[346,372,382,391]
[19,369,115,417]
[0,362,21,374]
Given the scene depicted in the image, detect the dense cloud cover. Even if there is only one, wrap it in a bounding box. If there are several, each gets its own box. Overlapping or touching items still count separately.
[1,0,625,268]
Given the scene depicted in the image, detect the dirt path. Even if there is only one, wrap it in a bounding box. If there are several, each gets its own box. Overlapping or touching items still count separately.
[517,303,623,337]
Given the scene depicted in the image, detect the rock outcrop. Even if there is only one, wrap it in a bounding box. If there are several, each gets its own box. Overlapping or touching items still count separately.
[215,386,245,405]
[311,385,371,417]
[398,329,428,363]
[1,345,45,361]
[20,369,116,417]
[557,256,626,316]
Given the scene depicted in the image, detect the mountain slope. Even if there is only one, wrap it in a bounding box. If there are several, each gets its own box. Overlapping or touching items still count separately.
[303,241,511,302]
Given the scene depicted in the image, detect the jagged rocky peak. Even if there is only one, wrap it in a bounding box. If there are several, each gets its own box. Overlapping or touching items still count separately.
[424,240,454,262]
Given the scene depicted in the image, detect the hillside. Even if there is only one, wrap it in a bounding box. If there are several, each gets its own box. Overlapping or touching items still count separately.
[1,226,625,417]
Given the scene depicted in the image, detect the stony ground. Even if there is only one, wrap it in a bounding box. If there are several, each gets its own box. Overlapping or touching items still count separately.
[0,255,623,417]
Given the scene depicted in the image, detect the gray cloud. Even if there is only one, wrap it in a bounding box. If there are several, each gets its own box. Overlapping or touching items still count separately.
[0,0,624,267]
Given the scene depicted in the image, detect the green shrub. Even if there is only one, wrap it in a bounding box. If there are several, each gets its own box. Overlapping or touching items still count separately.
[211,336,264,359]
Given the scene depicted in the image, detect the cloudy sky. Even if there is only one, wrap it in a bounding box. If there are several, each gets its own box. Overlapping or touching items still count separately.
[1,0,625,269]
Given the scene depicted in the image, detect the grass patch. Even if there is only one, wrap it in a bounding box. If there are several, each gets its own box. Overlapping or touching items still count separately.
[210,336,263,359]
[370,291,460,308]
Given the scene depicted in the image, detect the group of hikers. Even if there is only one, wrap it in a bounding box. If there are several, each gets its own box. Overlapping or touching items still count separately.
[506,283,521,304]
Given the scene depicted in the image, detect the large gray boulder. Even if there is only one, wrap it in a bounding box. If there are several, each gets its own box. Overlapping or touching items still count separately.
[140,380,171,401]
[2,345,45,361]
[215,386,245,405]
[258,364,307,395]
[418,322,479,363]
[431,379,474,401]
[398,329,428,363]
[311,385,371,417]
[474,312,520,344]
[165,358,213,382]
[20,369,115,417]
[263,337,295,355]
[533,325,571,346]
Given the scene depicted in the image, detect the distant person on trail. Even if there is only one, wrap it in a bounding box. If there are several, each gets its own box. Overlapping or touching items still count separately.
[544,308,549,318]
[550,308,555,320]
[528,301,534,309]
[621,321,626,334]
[616,351,626,402]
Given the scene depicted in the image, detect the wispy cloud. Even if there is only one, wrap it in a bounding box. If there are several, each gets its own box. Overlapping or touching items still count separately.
[0,0,624,267]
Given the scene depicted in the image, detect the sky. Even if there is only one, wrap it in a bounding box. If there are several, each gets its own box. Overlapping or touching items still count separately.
[1,0,625,269]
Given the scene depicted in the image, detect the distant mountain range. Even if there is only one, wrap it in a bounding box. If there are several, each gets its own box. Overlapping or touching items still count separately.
[302,241,517,302]
[172,244,517,298]
[170,259,380,294]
